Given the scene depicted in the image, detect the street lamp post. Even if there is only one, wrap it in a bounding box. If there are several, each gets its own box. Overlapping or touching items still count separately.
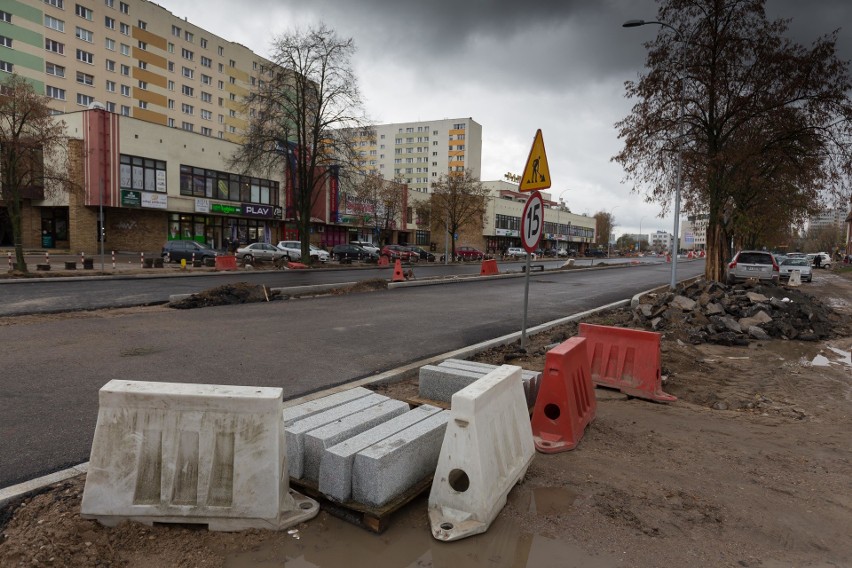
[638,215,647,252]
[608,206,619,257]
[623,18,691,289]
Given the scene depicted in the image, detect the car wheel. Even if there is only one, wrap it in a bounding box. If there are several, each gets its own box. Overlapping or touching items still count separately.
[243,254,254,263]
[824,263,831,269]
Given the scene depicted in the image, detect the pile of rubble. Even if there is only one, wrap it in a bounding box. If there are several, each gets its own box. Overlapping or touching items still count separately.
[633,279,847,345]
[169,282,278,309]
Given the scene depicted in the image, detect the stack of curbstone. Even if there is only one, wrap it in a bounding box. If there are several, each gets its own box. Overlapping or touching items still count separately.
[418,359,541,408]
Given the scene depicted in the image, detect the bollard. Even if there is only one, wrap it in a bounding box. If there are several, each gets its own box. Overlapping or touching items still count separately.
[166,252,170,264]
[140,251,144,269]
[45,251,50,267]
[81,251,85,265]
[7,251,11,271]
[111,250,116,269]
[192,251,196,266]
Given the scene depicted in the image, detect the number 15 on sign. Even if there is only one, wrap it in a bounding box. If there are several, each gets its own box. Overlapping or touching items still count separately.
[520,191,544,349]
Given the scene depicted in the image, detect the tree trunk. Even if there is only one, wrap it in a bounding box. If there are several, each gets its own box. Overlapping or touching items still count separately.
[8,196,26,272]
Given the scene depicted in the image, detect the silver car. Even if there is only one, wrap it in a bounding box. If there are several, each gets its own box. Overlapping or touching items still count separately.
[236,242,287,263]
[726,250,779,284]
[779,258,813,282]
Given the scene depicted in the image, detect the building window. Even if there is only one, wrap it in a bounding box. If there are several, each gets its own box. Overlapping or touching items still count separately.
[137,20,146,30]
[181,122,193,132]
[167,61,174,72]
[217,80,223,89]
[200,74,211,85]
[77,93,94,106]
[181,66,193,79]
[105,101,115,112]
[200,38,207,49]
[167,80,174,90]
[76,71,94,85]
[201,126,212,136]
[181,48,193,60]
[121,105,129,115]
[137,40,147,50]
[137,60,147,70]
[0,36,12,49]
[120,84,130,96]
[217,63,223,73]
[120,43,129,56]
[0,61,13,73]
[168,118,174,127]
[217,46,224,56]
[138,100,147,109]
[120,64,129,75]
[75,26,93,42]
[184,31,193,43]
[171,25,180,37]
[119,22,129,35]
[201,109,211,120]
[105,37,115,50]
[76,49,94,64]
[181,103,193,115]
[120,155,167,193]
[168,42,174,53]
[201,56,211,68]
[105,80,115,92]
[167,99,174,109]
[104,0,113,7]
[104,59,115,72]
[46,86,66,100]
[181,85,193,96]
[45,0,64,8]
[75,5,93,20]
[119,1,128,14]
[201,91,211,102]
[46,62,65,77]
[45,15,64,32]
[104,16,115,29]
[137,80,147,90]
[453,123,466,130]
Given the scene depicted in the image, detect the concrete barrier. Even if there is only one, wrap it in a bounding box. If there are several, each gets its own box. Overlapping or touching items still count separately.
[428,365,535,541]
[80,380,318,531]
[319,405,443,503]
[352,410,449,508]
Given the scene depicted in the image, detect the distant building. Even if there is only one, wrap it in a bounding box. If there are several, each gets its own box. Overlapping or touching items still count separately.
[808,206,848,232]
[681,214,708,251]
[650,230,673,252]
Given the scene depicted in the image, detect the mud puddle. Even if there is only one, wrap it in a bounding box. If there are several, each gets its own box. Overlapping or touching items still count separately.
[224,499,613,568]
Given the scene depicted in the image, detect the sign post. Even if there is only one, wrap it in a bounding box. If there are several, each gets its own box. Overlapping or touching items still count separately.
[520,191,545,349]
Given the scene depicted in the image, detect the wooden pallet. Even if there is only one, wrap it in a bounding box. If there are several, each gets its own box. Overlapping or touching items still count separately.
[289,475,433,533]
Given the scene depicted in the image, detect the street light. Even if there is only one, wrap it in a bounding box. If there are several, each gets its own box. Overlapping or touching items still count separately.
[608,206,620,257]
[623,18,691,289]
[638,215,647,252]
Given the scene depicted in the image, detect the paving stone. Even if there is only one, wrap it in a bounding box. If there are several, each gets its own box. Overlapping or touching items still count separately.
[421,360,541,406]
[285,393,388,479]
[302,399,410,483]
[351,411,450,508]
[318,405,442,503]
[283,387,374,427]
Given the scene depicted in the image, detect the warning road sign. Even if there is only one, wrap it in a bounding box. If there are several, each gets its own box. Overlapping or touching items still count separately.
[518,129,551,192]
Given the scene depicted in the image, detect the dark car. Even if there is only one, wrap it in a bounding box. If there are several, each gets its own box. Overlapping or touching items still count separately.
[162,240,218,263]
[332,244,379,263]
[404,245,436,262]
[456,246,485,261]
[584,249,607,258]
[381,244,419,262]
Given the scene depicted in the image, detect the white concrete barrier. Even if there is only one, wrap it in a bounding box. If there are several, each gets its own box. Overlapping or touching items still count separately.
[789,270,801,287]
[428,365,535,541]
[81,380,319,531]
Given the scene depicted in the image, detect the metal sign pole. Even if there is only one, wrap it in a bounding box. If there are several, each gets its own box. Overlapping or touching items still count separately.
[521,253,532,349]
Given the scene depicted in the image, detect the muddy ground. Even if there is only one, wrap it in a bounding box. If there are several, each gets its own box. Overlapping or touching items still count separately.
[1,273,851,567]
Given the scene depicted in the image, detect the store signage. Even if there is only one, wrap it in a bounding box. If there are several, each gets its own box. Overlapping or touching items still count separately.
[495,228,520,237]
[141,192,168,210]
[211,203,242,215]
[195,198,210,213]
[121,190,141,208]
[242,203,283,219]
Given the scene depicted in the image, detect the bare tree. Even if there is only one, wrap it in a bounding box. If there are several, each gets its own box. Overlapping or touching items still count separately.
[594,211,615,249]
[349,172,407,246]
[615,0,852,281]
[231,23,367,262]
[429,170,489,260]
[0,75,72,272]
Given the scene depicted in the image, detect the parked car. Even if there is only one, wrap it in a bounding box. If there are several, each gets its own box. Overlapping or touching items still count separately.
[779,258,813,282]
[726,250,779,284]
[275,241,329,263]
[506,247,528,258]
[404,245,435,262]
[381,244,419,262]
[349,240,380,254]
[332,244,379,263]
[456,246,485,261]
[805,252,831,269]
[161,240,218,263]
[236,242,287,263]
[585,249,607,258]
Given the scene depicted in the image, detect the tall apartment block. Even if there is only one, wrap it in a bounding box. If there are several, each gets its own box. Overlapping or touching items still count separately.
[354,118,482,193]
[3,0,270,141]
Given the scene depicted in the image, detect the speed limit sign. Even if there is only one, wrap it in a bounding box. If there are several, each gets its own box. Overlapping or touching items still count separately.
[521,191,544,253]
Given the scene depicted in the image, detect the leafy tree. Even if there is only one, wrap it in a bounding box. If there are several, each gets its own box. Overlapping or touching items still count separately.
[594,211,615,248]
[349,172,407,246]
[616,233,638,251]
[429,170,489,260]
[615,0,852,281]
[232,23,367,262]
[0,75,71,272]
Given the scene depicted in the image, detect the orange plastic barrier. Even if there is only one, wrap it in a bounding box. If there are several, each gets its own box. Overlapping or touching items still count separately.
[480,258,499,276]
[392,259,406,282]
[214,255,237,271]
[287,261,309,270]
[378,255,389,266]
[578,323,676,403]
[687,251,694,259]
[531,337,596,453]
[666,254,672,263]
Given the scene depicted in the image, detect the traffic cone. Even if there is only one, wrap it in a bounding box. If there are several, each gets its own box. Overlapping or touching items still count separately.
[392,259,405,282]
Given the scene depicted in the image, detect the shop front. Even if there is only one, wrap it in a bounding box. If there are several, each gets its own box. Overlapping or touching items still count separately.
[186,199,283,251]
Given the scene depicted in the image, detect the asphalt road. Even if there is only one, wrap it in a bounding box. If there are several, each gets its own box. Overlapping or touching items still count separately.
[0,260,705,489]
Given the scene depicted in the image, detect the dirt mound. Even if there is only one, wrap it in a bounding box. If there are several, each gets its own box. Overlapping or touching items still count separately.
[169,282,278,309]
[329,278,388,295]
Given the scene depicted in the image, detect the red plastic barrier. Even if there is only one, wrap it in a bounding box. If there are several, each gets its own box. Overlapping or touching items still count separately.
[378,255,389,266]
[287,261,309,270]
[480,258,499,276]
[531,337,596,453]
[392,259,405,282]
[214,255,237,271]
[578,323,676,403]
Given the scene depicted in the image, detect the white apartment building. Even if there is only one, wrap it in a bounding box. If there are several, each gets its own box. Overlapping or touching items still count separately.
[353,118,482,194]
[650,230,674,252]
[682,214,708,250]
[808,207,849,232]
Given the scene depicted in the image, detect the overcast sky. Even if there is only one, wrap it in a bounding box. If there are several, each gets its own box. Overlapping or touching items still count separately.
[159,0,851,238]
